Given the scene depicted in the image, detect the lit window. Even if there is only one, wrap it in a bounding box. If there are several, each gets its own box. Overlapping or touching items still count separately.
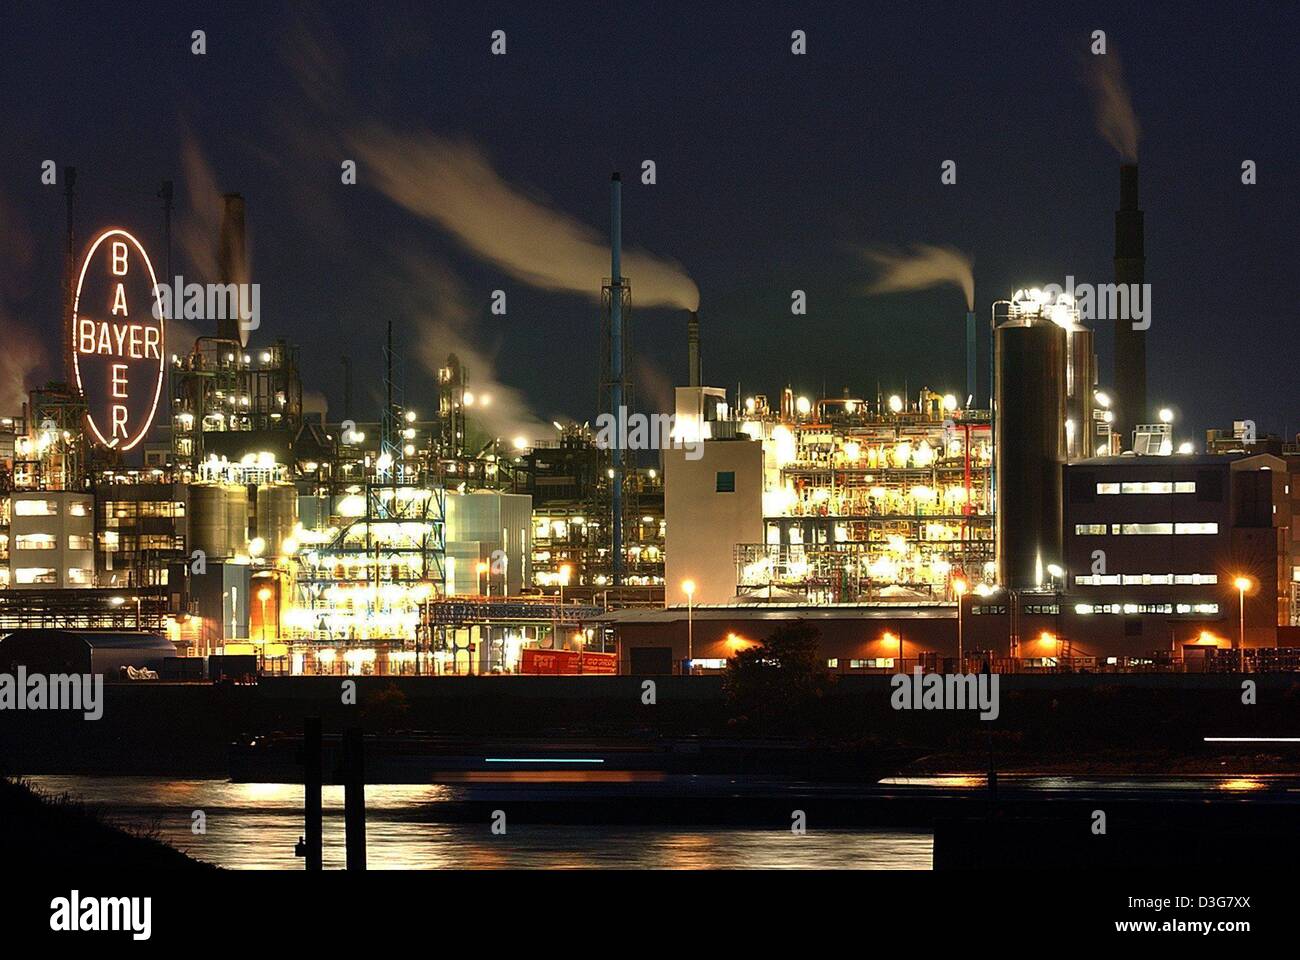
[15,534,56,550]
[1074,524,1108,535]
[14,500,57,516]
[68,535,93,551]
[67,568,92,584]
[15,567,57,584]
[1120,523,1173,535]
[1121,481,1173,494]
[1096,483,1120,495]
[1175,522,1218,535]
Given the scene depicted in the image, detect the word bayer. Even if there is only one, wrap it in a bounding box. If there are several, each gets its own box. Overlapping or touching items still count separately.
[0,668,103,720]
[890,667,999,720]
[594,407,702,460]
[151,276,261,334]
[50,892,151,941]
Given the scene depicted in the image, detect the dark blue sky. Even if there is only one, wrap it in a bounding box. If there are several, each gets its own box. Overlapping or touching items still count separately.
[2,1,1296,443]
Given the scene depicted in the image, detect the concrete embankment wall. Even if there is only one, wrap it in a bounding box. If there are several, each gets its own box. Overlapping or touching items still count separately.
[1,674,1297,775]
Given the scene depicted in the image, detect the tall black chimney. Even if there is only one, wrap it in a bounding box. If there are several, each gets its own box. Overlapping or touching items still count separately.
[217,193,247,343]
[1113,164,1145,448]
[687,310,701,387]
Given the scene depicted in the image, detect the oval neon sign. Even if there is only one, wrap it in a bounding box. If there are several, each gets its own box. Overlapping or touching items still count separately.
[71,228,166,451]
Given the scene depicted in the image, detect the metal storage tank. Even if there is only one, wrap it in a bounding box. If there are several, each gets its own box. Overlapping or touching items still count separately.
[256,484,298,554]
[1065,323,1097,461]
[189,484,249,559]
[995,315,1067,590]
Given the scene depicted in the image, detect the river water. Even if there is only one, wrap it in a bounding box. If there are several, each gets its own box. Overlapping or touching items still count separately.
[24,775,934,870]
[26,772,1290,870]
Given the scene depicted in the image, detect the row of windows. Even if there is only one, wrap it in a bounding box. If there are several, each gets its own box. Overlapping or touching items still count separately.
[100,501,186,519]
[1074,602,1220,615]
[971,604,1058,616]
[100,532,185,552]
[12,567,92,585]
[826,658,897,669]
[1097,481,1196,495]
[1074,522,1219,536]
[12,534,94,551]
[12,500,91,517]
[1075,573,1219,586]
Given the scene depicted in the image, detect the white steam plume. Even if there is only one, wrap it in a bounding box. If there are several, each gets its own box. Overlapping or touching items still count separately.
[1086,49,1140,162]
[351,128,700,311]
[863,244,975,311]
[391,255,548,444]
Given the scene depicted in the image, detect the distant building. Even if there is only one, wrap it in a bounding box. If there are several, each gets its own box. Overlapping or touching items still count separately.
[664,386,763,605]
[7,491,94,589]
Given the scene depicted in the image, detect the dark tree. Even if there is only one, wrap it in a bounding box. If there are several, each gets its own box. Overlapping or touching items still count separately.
[723,621,832,730]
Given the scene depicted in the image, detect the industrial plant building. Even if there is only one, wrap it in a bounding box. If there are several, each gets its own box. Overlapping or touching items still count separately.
[3,161,1300,678]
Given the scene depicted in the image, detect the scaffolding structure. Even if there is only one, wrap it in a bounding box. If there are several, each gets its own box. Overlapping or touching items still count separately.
[738,388,994,602]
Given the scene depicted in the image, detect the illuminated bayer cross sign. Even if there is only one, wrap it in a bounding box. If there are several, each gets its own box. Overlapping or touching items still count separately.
[71,228,166,451]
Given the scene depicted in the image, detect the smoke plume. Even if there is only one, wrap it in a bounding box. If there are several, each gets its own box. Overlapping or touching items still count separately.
[1086,49,1140,162]
[177,131,223,284]
[0,192,47,413]
[351,127,700,311]
[0,313,44,416]
[391,255,548,443]
[863,244,975,311]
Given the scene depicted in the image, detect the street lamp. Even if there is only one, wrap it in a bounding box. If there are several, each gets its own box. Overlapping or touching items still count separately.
[952,578,968,668]
[682,579,696,674]
[1234,576,1253,672]
[883,630,902,671]
[256,587,272,642]
[558,564,573,606]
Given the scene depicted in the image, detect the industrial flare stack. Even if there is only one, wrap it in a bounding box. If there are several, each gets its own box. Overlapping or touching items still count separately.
[1112,163,1146,448]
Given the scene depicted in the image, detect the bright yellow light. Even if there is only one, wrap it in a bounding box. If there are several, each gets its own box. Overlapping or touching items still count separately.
[475,561,489,575]
[512,436,528,451]
[682,579,696,597]
[952,578,967,596]
[1038,631,1057,647]
[559,564,573,585]
[795,396,811,416]
[248,536,266,557]
[281,536,299,555]
[888,395,903,413]
[1234,576,1253,593]
[257,587,272,603]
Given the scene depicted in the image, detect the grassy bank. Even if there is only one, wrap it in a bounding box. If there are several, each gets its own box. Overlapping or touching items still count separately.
[0,776,212,869]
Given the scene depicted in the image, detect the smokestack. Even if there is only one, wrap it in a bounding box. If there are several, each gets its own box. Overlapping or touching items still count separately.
[63,166,77,385]
[687,310,701,387]
[158,180,174,287]
[965,310,977,405]
[610,172,624,587]
[217,193,247,343]
[1113,164,1145,448]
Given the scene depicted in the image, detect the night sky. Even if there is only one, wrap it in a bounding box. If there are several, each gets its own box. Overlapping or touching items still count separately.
[1,1,1296,445]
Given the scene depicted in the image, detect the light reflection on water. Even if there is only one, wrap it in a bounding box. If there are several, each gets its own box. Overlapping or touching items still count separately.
[881,774,1275,793]
[23,776,933,871]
